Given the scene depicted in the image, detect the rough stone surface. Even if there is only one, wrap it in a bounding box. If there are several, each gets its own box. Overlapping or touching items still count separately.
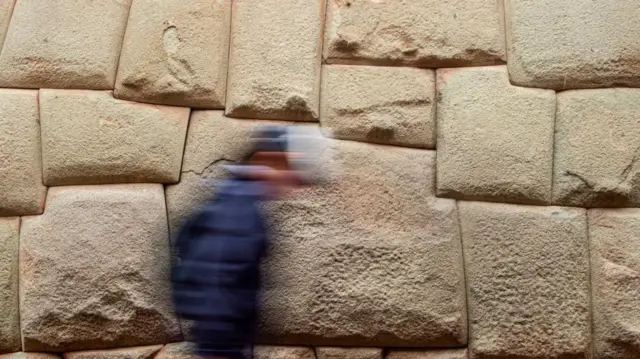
[0,89,47,216]
[459,202,590,359]
[39,90,190,186]
[114,0,230,108]
[553,89,640,207]
[436,66,555,205]
[225,0,324,121]
[316,347,381,359]
[258,141,467,346]
[19,185,181,352]
[0,0,130,89]
[0,354,60,359]
[386,349,468,359]
[254,347,315,359]
[0,0,15,50]
[324,0,504,67]
[154,343,199,359]
[63,345,163,359]
[589,209,640,359]
[0,218,20,353]
[505,0,640,90]
[320,65,435,148]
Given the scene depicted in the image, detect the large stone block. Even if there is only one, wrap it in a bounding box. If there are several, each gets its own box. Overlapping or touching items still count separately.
[324,0,504,67]
[0,89,47,216]
[19,185,181,352]
[114,0,230,108]
[63,345,163,359]
[259,141,466,346]
[316,347,382,359]
[436,66,555,205]
[254,347,315,359]
[589,209,640,359]
[0,0,15,50]
[0,218,20,353]
[386,349,468,359]
[0,0,130,89]
[459,202,590,359]
[553,89,640,207]
[505,0,640,90]
[39,90,189,186]
[225,0,324,121]
[320,65,435,148]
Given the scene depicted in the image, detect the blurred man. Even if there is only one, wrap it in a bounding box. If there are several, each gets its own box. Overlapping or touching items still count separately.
[171,125,327,359]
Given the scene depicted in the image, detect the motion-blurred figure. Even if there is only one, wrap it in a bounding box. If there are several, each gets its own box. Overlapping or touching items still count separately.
[170,125,328,359]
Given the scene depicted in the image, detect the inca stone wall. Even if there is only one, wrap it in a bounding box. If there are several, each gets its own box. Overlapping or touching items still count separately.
[0,1,639,359]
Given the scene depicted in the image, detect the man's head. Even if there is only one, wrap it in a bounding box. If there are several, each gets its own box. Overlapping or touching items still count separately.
[240,125,310,197]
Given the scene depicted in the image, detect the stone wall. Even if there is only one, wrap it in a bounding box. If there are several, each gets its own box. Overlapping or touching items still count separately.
[0,1,639,359]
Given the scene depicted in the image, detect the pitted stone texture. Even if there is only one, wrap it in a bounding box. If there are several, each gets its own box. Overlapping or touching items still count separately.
[40,90,189,186]
[589,209,640,359]
[115,0,230,108]
[154,343,198,359]
[505,0,640,90]
[0,354,60,359]
[459,202,590,359]
[19,185,181,352]
[386,349,468,359]
[254,347,315,359]
[0,0,15,51]
[436,66,555,205]
[317,347,382,359]
[165,112,265,242]
[320,65,435,148]
[259,141,466,347]
[0,89,46,216]
[324,0,504,68]
[0,0,130,89]
[225,0,324,121]
[0,218,20,353]
[553,89,640,207]
[63,345,163,359]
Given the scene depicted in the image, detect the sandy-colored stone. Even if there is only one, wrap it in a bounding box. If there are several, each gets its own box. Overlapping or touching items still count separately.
[114,0,230,108]
[0,354,60,359]
[324,0,504,68]
[436,66,555,205]
[589,209,640,359]
[19,185,181,352]
[0,0,15,51]
[254,347,315,359]
[0,218,20,353]
[386,349,468,359]
[63,345,163,359]
[320,65,435,148]
[39,90,189,186]
[259,141,466,346]
[0,0,130,89]
[0,89,46,216]
[316,347,381,359]
[459,202,590,359]
[225,0,324,121]
[154,343,198,359]
[553,89,640,207]
[505,0,640,90]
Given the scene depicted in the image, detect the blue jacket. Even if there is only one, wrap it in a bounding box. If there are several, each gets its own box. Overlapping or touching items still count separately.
[171,167,270,357]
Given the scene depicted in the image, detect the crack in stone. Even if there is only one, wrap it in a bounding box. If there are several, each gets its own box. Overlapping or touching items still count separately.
[565,170,595,189]
[334,98,431,116]
[618,144,640,185]
[182,158,236,177]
